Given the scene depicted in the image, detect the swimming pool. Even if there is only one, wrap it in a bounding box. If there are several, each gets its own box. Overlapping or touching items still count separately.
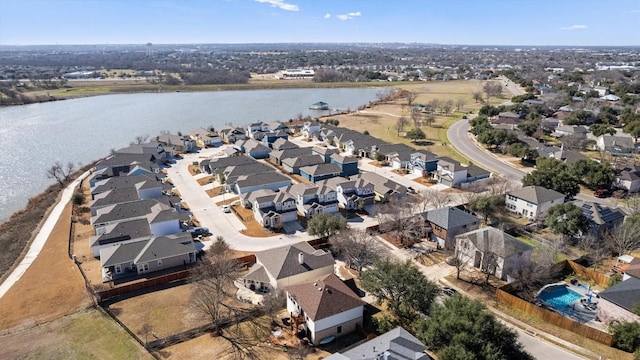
[538,285,582,312]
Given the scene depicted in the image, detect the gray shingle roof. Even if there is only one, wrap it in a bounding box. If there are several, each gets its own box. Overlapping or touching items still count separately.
[459,227,533,258]
[300,163,342,177]
[255,241,334,280]
[101,239,148,267]
[507,186,566,204]
[235,172,291,189]
[136,233,195,263]
[282,154,324,168]
[599,277,640,312]
[244,263,271,284]
[91,218,152,247]
[90,188,141,208]
[422,206,478,230]
[338,326,430,360]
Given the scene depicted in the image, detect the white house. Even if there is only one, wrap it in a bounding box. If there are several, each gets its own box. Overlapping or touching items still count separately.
[432,157,467,188]
[242,242,335,291]
[596,134,634,154]
[302,121,322,138]
[505,186,565,220]
[286,273,365,345]
[247,189,298,229]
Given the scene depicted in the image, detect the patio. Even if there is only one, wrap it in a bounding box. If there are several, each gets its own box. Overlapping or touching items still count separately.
[536,281,606,330]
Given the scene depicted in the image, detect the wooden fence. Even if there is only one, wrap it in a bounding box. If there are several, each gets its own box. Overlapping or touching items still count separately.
[496,288,613,346]
[567,260,610,287]
[96,270,192,302]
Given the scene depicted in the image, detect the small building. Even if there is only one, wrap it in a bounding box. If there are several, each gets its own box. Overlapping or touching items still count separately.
[354,172,406,202]
[286,273,365,345]
[319,177,375,210]
[432,157,468,188]
[615,165,640,193]
[572,200,626,235]
[282,155,325,175]
[408,151,439,175]
[596,134,634,154]
[505,186,565,220]
[455,227,534,281]
[302,121,322,138]
[271,138,298,151]
[313,146,340,163]
[233,172,292,194]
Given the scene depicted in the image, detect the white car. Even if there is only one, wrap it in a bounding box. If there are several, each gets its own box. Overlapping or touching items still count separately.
[221,205,231,213]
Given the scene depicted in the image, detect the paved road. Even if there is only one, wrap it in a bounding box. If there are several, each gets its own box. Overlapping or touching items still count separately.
[498,75,525,97]
[448,117,621,209]
[507,322,587,360]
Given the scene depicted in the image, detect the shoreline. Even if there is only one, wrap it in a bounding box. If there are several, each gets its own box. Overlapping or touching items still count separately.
[0,79,397,108]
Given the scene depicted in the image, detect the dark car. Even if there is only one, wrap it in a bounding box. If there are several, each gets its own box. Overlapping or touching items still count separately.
[442,287,458,296]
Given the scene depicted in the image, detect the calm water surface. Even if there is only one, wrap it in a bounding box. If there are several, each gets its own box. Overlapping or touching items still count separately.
[0,88,381,222]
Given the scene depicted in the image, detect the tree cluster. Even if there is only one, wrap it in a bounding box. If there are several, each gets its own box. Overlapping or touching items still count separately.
[522,157,614,197]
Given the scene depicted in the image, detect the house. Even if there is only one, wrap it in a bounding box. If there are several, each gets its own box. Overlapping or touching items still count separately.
[572,200,626,235]
[250,189,298,229]
[329,153,359,177]
[189,127,222,148]
[300,163,342,183]
[313,146,340,163]
[421,206,480,250]
[615,165,640,193]
[261,130,289,147]
[326,326,431,360]
[100,233,196,282]
[596,134,634,154]
[156,134,197,153]
[242,241,334,291]
[222,162,275,189]
[371,143,414,167]
[234,139,271,159]
[282,155,325,175]
[302,121,322,138]
[596,277,640,325]
[286,273,365,345]
[91,153,160,186]
[619,256,640,281]
[89,188,142,215]
[89,218,152,257]
[234,172,292,194]
[220,127,246,143]
[287,182,339,219]
[432,157,468,188]
[355,172,406,202]
[92,198,173,230]
[246,122,271,140]
[505,186,565,220]
[270,147,313,165]
[554,125,588,138]
[455,227,534,281]
[408,150,439,175]
[271,138,298,151]
[466,165,492,184]
[319,177,375,210]
[201,155,257,174]
[90,173,165,200]
[116,141,172,159]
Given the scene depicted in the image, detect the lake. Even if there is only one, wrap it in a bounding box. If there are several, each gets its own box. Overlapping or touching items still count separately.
[0,88,381,222]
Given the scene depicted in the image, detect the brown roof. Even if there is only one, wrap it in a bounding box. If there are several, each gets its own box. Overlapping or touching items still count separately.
[286,273,365,321]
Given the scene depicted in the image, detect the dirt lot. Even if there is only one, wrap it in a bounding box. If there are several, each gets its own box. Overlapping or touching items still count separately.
[0,201,93,331]
[108,283,207,338]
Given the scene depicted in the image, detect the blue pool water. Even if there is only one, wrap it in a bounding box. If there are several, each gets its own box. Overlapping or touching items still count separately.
[539,285,582,312]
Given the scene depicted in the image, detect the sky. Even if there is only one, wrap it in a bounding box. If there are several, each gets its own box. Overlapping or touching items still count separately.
[0,0,639,46]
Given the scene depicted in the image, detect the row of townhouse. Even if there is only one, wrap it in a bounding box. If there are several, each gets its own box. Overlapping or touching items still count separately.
[88,145,197,283]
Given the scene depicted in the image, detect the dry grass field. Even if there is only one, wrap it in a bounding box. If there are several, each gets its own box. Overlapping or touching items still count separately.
[330,80,507,164]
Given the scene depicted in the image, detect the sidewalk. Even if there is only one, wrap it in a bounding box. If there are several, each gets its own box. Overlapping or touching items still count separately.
[0,170,90,299]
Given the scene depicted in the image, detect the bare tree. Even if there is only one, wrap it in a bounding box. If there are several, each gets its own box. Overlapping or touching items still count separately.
[472,91,483,103]
[509,256,552,301]
[624,194,640,215]
[376,198,425,247]
[411,107,422,128]
[484,176,517,197]
[330,228,384,272]
[420,189,453,211]
[46,161,74,185]
[134,134,149,144]
[483,82,502,102]
[578,234,610,265]
[429,98,441,114]
[456,98,466,112]
[448,248,472,280]
[442,99,454,115]
[403,90,418,108]
[609,221,640,255]
[396,116,408,136]
[376,89,394,102]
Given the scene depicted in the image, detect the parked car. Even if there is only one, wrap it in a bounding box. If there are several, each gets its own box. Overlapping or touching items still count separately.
[442,287,458,297]
[188,227,209,237]
[407,186,416,194]
[221,205,231,213]
[594,189,610,198]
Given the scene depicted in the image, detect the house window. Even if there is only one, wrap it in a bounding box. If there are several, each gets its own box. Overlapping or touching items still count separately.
[157,259,163,267]
[337,326,342,334]
[142,263,149,272]
[115,265,122,274]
